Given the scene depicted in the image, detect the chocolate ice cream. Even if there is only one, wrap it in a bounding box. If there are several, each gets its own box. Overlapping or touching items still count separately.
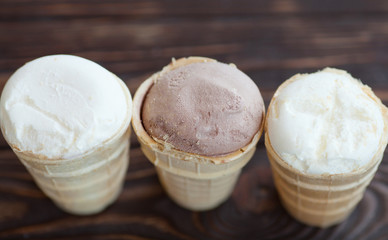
[142,59,264,156]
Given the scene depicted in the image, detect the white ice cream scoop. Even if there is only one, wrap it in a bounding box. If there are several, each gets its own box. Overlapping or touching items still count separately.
[0,54,131,159]
[267,68,385,175]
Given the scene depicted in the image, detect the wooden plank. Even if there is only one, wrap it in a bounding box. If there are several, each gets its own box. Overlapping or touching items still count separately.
[2,15,388,88]
[0,146,387,239]
[2,0,388,18]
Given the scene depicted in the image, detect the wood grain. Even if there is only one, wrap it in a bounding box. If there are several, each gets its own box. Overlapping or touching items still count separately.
[1,146,388,240]
[1,1,388,239]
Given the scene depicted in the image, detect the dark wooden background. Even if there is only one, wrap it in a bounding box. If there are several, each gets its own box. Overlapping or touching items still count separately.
[1,1,388,239]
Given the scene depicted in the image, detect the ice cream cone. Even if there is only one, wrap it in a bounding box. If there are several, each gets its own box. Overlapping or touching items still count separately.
[12,114,131,215]
[132,57,265,211]
[0,55,133,215]
[264,78,388,227]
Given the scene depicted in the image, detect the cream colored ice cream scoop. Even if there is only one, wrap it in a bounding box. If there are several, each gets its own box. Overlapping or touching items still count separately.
[267,68,385,175]
[0,54,130,159]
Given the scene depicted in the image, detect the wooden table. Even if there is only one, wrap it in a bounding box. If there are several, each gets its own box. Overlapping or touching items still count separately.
[1,1,388,239]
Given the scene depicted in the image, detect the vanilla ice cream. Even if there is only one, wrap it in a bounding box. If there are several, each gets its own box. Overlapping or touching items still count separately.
[0,54,132,215]
[267,68,385,174]
[0,54,130,159]
[142,60,264,156]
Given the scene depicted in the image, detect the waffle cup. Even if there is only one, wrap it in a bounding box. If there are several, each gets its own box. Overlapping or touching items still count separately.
[265,74,388,228]
[5,80,132,215]
[132,57,265,211]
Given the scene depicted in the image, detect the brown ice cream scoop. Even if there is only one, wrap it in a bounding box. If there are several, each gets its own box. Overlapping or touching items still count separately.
[142,57,264,156]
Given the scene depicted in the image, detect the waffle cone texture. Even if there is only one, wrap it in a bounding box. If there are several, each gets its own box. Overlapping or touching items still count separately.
[132,57,265,211]
[264,76,388,227]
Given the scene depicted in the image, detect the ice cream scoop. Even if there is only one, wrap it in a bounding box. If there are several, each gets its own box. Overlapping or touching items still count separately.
[1,54,129,159]
[142,59,264,156]
[267,68,385,175]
